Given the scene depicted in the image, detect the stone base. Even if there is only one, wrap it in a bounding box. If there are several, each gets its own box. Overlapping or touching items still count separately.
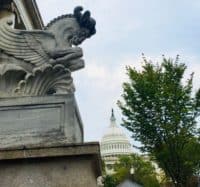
[0,94,84,149]
[0,142,102,187]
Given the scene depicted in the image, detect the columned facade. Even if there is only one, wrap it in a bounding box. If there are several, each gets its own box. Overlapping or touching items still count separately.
[100,110,132,174]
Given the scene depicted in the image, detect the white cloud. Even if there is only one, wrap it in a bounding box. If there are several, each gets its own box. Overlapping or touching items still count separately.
[75,55,143,92]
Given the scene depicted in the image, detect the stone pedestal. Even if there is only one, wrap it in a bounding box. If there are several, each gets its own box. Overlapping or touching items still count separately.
[0,95,102,186]
[0,142,102,187]
[0,95,84,149]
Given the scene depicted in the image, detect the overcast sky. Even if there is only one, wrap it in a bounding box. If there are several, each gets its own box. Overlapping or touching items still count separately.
[36,0,200,143]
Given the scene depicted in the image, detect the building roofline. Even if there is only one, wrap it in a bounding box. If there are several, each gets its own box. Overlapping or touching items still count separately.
[23,0,44,29]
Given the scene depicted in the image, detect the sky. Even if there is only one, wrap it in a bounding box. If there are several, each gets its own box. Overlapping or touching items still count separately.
[36,0,200,143]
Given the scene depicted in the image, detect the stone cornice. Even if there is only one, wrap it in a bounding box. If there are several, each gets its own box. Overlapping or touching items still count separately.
[13,0,44,29]
[23,0,44,29]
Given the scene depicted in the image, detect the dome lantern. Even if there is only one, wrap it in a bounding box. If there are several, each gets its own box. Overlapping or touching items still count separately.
[110,108,116,126]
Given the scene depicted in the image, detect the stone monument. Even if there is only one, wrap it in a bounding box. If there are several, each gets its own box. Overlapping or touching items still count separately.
[0,2,101,186]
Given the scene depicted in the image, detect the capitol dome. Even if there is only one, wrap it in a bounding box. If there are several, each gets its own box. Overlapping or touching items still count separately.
[100,109,132,174]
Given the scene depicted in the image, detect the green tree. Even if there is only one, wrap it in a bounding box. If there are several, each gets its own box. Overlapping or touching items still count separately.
[102,160,118,187]
[103,175,117,187]
[118,57,200,187]
[113,154,160,187]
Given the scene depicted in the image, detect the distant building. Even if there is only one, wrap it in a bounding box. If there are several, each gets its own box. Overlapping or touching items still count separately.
[100,109,132,174]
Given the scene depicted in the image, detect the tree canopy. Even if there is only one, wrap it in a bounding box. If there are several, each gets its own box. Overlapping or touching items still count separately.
[103,154,160,187]
[113,154,160,187]
[118,57,200,187]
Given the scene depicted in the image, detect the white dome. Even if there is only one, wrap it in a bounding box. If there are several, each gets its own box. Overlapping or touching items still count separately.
[100,110,132,157]
[101,124,130,143]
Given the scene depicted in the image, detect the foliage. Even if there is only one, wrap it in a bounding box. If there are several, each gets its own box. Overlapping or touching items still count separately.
[113,154,160,187]
[101,159,106,175]
[118,56,200,187]
[103,175,117,187]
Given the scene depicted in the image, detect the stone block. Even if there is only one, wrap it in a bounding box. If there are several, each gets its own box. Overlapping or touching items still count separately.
[0,94,84,149]
[0,142,102,187]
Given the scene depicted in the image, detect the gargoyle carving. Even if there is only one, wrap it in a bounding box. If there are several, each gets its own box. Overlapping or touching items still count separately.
[0,6,96,96]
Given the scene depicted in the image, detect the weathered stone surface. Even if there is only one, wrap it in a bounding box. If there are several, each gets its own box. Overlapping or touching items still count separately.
[0,94,84,149]
[0,142,102,187]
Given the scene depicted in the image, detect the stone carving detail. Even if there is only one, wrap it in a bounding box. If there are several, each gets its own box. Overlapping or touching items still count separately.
[15,64,74,96]
[0,6,96,97]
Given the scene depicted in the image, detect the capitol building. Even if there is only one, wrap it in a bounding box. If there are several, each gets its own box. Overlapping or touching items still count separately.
[100,109,132,174]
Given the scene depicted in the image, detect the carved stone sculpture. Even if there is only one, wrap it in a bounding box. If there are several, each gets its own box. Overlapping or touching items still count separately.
[0,6,96,97]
